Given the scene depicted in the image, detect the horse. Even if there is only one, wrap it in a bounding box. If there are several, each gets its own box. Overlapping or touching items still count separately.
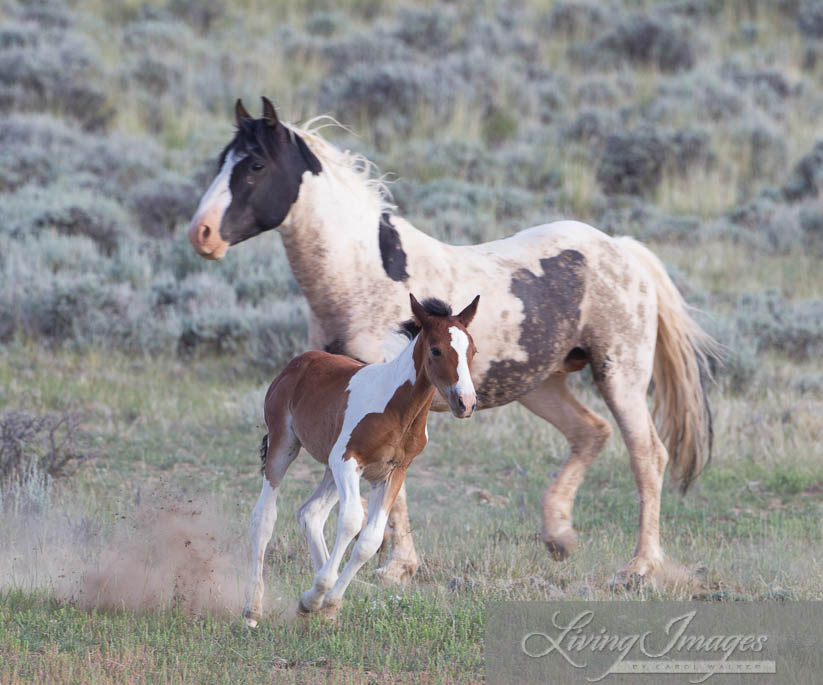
[188,97,716,587]
[242,294,479,625]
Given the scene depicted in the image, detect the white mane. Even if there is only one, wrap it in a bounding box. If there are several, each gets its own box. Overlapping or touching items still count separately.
[285,117,395,216]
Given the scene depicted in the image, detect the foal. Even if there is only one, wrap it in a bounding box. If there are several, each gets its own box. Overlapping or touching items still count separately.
[243,294,479,625]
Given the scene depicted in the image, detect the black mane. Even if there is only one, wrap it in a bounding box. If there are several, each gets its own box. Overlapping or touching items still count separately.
[398,298,453,339]
[218,119,270,168]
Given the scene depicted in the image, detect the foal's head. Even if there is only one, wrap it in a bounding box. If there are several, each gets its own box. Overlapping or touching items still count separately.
[409,294,480,419]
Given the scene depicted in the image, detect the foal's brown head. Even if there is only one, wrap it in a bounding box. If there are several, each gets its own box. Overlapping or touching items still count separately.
[409,294,480,419]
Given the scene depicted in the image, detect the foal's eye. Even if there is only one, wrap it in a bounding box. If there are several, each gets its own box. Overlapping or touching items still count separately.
[251,161,264,171]
[430,347,441,357]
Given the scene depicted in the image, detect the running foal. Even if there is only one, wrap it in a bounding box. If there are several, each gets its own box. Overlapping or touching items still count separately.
[243,294,479,625]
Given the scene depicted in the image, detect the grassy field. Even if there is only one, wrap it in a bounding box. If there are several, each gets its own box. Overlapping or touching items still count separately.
[2,0,823,681]
[2,235,822,683]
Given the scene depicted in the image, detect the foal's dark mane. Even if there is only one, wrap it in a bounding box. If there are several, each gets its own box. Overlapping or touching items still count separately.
[398,298,453,340]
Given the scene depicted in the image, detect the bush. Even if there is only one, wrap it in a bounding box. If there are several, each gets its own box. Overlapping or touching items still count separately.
[597,128,667,196]
[797,1,823,38]
[0,410,90,482]
[572,14,695,72]
[734,291,823,359]
[782,141,823,200]
[130,172,197,237]
[596,126,713,196]
[0,12,113,130]
[0,184,131,254]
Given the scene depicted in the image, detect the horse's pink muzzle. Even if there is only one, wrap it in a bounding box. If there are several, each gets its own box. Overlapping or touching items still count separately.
[187,211,230,260]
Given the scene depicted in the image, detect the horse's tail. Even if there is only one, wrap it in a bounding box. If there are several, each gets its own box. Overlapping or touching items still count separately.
[616,237,718,494]
[259,433,269,475]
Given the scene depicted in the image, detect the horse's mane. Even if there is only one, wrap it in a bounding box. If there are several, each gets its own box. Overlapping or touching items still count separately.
[286,117,395,215]
[397,298,453,340]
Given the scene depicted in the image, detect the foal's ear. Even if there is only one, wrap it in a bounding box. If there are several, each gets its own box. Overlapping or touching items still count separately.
[410,293,429,326]
[235,98,252,125]
[261,96,280,129]
[456,295,480,328]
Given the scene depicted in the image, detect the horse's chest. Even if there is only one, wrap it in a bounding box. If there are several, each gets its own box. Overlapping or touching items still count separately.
[347,414,426,482]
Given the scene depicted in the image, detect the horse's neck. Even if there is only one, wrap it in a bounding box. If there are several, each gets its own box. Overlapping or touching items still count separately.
[278,171,451,354]
[379,335,434,424]
[277,172,383,338]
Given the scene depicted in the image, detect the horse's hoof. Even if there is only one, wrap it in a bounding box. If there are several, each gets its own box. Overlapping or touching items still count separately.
[320,599,341,620]
[296,597,314,616]
[543,529,577,561]
[610,556,662,590]
[374,560,416,586]
[610,571,646,592]
[242,608,261,628]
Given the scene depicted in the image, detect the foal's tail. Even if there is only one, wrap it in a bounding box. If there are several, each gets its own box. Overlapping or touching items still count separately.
[258,433,268,474]
[616,237,719,494]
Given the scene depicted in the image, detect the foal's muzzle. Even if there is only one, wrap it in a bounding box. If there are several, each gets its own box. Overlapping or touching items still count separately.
[449,390,477,419]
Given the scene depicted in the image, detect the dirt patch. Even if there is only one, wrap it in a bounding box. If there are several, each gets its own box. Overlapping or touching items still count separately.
[2,489,273,618]
[68,496,245,615]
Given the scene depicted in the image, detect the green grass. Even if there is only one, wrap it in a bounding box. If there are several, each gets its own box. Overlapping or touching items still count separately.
[1,336,821,683]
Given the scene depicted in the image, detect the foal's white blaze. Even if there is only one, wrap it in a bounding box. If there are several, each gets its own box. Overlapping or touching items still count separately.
[448,326,475,404]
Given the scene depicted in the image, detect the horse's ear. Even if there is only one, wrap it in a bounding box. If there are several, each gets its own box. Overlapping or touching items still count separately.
[295,134,322,175]
[456,295,480,328]
[410,294,429,327]
[261,96,279,128]
[235,98,252,125]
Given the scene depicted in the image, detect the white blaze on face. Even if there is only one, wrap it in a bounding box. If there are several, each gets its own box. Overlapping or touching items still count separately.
[448,326,474,396]
[191,149,245,229]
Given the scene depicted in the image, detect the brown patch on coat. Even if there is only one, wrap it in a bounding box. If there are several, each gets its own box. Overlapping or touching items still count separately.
[477,250,586,407]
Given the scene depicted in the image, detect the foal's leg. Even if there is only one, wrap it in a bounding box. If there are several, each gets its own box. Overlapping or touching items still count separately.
[296,467,338,572]
[374,481,418,585]
[242,425,301,627]
[518,373,612,560]
[322,469,406,617]
[299,452,363,613]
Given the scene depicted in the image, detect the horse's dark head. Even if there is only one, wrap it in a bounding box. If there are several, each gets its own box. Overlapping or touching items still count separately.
[188,97,322,260]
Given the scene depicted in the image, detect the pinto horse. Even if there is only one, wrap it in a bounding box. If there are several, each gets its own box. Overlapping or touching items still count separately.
[189,97,716,586]
[243,294,479,625]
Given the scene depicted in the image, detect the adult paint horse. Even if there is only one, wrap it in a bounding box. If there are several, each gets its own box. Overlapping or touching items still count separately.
[188,97,716,586]
[243,295,479,625]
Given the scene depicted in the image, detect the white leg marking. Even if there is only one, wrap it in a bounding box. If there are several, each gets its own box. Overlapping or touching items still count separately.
[323,481,390,611]
[297,468,338,572]
[300,455,362,613]
[243,478,278,627]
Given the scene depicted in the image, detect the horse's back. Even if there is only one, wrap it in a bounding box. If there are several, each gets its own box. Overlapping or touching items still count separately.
[267,351,363,464]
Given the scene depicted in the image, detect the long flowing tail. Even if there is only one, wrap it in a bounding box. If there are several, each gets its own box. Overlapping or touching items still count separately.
[616,237,719,494]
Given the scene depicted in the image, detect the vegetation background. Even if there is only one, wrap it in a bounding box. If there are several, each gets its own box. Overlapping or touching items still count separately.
[1,0,822,682]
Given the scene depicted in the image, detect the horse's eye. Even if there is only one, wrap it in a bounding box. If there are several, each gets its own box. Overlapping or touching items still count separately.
[251,161,264,171]
[430,347,441,357]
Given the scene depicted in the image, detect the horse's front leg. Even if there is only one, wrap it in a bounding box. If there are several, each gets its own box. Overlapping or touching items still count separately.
[299,455,362,613]
[322,471,405,617]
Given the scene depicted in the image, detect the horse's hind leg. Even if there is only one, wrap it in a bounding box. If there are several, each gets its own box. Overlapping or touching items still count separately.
[242,421,301,628]
[297,467,338,572]
[594,356,668,582]
[519,373,612,561]
[374,482,418,585]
